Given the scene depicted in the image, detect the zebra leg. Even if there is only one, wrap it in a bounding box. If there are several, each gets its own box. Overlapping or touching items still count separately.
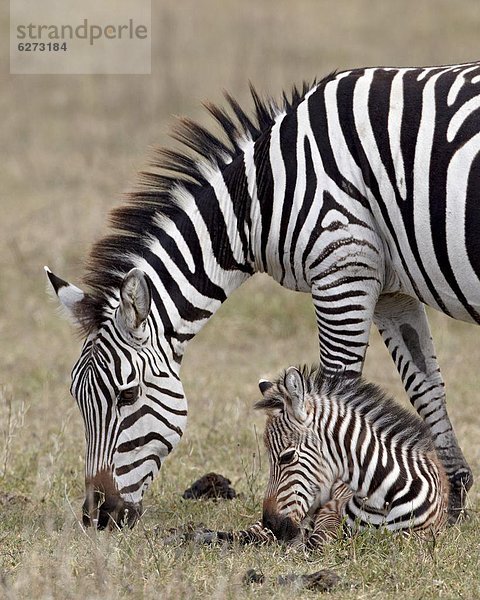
[305,481,352,549]
[308,505,341,548]
[215,520,277,545]
[373,294,473,522]
[163,520,276,546]
[312,255,383,374]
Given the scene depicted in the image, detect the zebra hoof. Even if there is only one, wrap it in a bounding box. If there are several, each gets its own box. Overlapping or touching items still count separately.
[447,468,473,524]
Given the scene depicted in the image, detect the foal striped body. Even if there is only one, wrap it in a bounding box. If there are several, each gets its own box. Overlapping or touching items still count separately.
[257,367,449,545]
[46,61,478,526]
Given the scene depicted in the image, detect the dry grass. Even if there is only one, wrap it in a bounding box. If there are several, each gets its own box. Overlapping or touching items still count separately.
[1,1,480,598]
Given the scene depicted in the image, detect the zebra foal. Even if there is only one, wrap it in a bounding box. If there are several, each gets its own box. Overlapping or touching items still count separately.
[255,367,450,547]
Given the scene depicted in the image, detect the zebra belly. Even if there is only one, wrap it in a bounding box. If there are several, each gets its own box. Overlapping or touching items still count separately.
[373,186,480,324]
[387,246,480,325]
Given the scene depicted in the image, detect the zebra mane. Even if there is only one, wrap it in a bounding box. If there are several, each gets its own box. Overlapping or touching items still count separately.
[76,76,336,335]
[315,369,434,452]
[257,365,434,453]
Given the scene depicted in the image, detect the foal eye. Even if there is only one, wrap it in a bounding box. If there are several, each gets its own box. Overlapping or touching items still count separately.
[117,385,140,408]
[279,449,296,465]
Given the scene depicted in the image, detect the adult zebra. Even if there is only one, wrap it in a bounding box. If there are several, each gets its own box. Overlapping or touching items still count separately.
[46,61,478,528]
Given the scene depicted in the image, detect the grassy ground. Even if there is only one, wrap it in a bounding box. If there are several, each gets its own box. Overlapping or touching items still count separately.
[1,1,480,598]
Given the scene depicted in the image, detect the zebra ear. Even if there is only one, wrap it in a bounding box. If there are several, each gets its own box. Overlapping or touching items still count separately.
[44,266,86,324]
[117,268,152,331]
[255,379,283,415]
[284,366,307,422]
[259,379,273,395]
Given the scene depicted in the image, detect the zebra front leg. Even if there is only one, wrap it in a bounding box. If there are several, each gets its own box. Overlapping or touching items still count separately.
[163,520,276,546]
[373,294,473,522]
[305,501,346,549]
[215,521,277,545]
[312,255,383,375]
[305,481,352,549]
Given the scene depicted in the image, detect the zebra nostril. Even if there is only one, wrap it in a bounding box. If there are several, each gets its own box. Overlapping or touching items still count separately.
[96,511,107,530]
[262,509,281,535]
[96,495,121,530]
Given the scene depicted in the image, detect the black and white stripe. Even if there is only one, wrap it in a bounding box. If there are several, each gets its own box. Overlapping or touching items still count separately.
[256,367,449,544]
[46,61,478,525]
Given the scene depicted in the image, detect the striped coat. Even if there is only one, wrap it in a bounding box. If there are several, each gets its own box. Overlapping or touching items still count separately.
[46,62,476,526]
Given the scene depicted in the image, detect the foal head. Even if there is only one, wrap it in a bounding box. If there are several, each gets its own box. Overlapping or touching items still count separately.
[255,367,327,541]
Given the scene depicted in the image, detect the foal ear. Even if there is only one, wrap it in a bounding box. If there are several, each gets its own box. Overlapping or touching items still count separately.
[44,266,86,325]
[258,379,273,395]
[254,380,283,415]
[284,366,307,422]
[117,268,152,332]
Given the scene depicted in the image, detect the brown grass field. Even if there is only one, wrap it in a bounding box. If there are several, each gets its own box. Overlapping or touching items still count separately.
[1,1,480,597]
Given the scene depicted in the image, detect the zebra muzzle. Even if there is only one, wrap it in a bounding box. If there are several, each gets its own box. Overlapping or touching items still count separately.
[82,492,142,529]
[262,503,301,543]
[83,470,142,529]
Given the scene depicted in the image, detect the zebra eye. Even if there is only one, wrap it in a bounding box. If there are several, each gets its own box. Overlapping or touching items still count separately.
[279,449,296,465]
[117,385,140,408]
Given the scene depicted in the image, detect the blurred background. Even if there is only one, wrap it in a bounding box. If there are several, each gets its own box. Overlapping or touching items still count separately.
[0,2,480,594]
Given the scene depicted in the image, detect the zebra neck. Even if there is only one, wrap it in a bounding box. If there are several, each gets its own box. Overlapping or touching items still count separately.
[136,167,255,361]
[317,398,376,489]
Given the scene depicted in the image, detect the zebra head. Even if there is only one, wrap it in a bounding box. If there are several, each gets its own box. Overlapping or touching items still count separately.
[255,367,326,542]
[45,267,187,529]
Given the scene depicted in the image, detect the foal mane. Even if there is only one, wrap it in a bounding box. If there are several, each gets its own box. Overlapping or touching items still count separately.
[257,365,434,453]
[315,369,434,452]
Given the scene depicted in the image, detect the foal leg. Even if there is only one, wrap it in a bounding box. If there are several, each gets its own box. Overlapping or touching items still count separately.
[215,521,276,545]
[307,504,343,548]
[373,294,472,522]
[304,481,353,549]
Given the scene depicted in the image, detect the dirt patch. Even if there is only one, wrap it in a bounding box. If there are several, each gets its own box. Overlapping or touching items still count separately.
[277,570,340,592]
[0,491,30,507]
[243,568,340,592]
[182,473,237,500]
